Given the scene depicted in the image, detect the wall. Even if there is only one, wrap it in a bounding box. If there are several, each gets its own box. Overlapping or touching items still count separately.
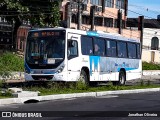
[16,26,30,52]
[142,28,160,63]
[143,28,160,48]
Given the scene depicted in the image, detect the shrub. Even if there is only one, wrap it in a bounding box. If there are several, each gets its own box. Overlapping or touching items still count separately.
[0,52,24,72]
[76,80,88,90]
[142,62,160,70]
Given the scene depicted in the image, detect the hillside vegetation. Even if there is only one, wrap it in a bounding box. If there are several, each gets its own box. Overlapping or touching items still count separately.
[0,52,24,72]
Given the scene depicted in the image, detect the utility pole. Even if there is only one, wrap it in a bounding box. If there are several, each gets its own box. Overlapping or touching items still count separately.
[118,9,122,34]
[67,1,72,28]
[90,5,96,31]
[138,16,144,54]
[102,0,105,13]
[77,0,82,30]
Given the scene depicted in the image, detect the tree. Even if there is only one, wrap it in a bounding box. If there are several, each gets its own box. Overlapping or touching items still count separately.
[0,0,61,50]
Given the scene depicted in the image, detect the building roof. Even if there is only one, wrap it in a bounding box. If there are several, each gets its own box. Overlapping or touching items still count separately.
[127,18,160,28]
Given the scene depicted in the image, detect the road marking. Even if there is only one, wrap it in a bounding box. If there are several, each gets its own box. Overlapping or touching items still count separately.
[95,95,118,98]
[64,98,77,100]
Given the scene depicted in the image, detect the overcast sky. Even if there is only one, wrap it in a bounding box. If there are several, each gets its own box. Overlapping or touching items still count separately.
[128,0,160,19]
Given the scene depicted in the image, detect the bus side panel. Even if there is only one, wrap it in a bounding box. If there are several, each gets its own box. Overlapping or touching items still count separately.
[86,56,141,82]
[126,60,142,80]
[115,58,141,81]
[89,56,117,81]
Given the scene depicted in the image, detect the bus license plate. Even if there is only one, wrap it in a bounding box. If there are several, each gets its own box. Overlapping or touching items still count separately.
[48,58,55,64]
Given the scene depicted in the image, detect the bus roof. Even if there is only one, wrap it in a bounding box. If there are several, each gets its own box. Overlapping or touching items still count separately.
[29,27,140,43]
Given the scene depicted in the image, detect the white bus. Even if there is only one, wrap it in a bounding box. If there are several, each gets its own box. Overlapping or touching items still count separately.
[24,28,142,85]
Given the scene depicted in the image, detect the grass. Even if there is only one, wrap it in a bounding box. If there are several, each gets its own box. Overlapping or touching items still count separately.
[22,81,160,96]
[142,61,160,70]
[0,52,24,72]
[0,80,160,98]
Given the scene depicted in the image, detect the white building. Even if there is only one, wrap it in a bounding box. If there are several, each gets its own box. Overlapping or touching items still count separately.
[142,28,160,63]
[127,17,160,63]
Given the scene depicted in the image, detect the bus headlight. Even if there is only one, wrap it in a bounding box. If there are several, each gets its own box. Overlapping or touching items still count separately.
[57,65,65,73]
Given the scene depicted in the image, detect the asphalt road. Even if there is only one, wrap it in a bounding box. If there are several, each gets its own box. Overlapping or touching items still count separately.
[1,92,160,120]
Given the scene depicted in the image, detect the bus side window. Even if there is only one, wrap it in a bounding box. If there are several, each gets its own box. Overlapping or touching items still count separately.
[127,43,136,59]
[106,40,117,57]
[137,44,141,59]
[68,40,78,59]
[117,42,127,58]
[94,38,105,56]
[81,36,93,55]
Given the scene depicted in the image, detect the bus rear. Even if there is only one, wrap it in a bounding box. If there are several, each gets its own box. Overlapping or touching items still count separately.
[24,29,67,81]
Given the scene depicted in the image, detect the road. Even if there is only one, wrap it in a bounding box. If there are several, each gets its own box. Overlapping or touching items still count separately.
[1,92,160,120]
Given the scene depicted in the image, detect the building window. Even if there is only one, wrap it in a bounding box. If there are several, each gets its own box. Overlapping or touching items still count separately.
[20,40,23,50]
[71,14,77,23]
[116,0,124,9]
[84,0,88,4]
[114,19,125,28]
[90,0,102,6]
[105,0,114,8]
[82,15,90,25]
[94,17,103,26]
[114,19,118,28]
[122,20,125,28]
[151,37,159,50]
[104,18,113,27]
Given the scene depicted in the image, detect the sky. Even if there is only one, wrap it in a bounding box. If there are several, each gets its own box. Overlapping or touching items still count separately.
[128,0,160,19]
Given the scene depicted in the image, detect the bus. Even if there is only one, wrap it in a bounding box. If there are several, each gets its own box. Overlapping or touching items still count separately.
[24,28,142,85]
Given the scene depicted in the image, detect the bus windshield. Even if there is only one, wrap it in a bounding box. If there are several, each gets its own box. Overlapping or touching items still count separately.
[25,30,65,69]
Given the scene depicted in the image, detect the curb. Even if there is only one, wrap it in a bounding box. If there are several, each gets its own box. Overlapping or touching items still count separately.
[0,88,160,105]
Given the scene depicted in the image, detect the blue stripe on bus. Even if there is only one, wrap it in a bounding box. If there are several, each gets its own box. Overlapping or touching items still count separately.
[87,31,99,37]
[117,68,137,72]
[25,62,31,73]
[89,56,100,75]
[43,71,56,74]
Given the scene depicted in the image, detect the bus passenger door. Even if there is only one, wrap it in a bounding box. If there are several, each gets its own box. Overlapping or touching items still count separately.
[67,36,81,81]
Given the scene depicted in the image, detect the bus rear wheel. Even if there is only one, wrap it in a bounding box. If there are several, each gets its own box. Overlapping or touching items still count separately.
[113,71,126,86]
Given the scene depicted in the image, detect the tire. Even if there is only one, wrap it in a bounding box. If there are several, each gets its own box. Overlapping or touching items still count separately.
[80,70,89,86]
[118,71,126,85]
[112,71,126,86]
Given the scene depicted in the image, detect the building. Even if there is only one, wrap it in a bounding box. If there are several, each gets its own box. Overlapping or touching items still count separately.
[16,25,31,52]
[127,16,160,63]
[0,17,13,50]
[1,0,141,52]
[61,0,140,39]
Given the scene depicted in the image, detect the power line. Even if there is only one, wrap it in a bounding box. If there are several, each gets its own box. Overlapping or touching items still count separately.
[128,4,160,15]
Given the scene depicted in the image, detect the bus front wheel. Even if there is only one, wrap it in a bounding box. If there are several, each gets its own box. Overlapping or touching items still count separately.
[80,70,89,86]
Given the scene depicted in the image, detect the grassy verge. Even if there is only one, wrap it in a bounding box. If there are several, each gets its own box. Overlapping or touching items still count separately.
[23,81,160,96]
[142,61,160,70]
[0,81,160,98]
